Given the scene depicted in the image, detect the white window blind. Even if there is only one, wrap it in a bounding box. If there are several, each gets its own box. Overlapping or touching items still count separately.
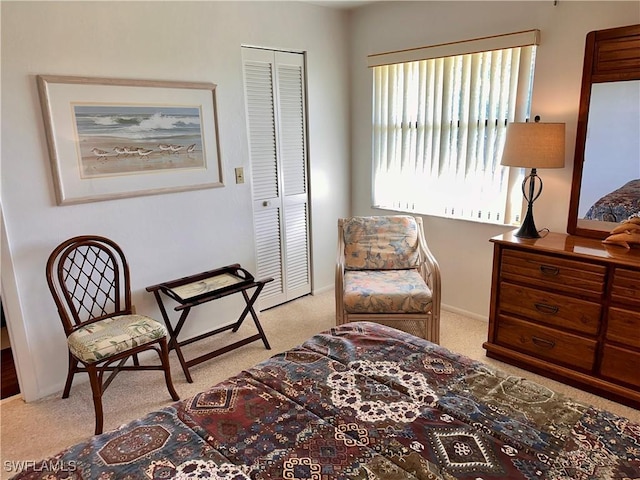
[370,30,539,224]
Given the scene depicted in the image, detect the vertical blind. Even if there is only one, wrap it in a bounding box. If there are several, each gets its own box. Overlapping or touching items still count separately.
[370,31,539,224]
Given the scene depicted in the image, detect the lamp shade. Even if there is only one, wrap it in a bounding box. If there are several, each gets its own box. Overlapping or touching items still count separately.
[501,122,566,168]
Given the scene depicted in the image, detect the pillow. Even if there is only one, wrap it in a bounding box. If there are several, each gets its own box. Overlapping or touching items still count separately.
[603,216,640,248]
[343,216,420,270]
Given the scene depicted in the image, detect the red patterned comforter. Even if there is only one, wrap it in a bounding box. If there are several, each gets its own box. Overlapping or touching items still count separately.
[11,322,640,479]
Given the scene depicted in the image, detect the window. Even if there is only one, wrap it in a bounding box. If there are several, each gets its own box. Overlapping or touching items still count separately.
[369,30,539,224]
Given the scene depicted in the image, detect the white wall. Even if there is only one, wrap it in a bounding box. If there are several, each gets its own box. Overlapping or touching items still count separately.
[1,1,351,401]
[4,0,639,402]
[349,1,640,318]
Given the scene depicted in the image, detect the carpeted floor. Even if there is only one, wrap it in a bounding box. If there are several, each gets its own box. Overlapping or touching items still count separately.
[1,290,638,479]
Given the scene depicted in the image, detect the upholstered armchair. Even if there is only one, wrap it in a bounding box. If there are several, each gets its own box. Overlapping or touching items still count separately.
[335,215,441,343]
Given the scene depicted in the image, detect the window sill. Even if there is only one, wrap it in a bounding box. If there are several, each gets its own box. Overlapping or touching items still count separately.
[372,204,521,229]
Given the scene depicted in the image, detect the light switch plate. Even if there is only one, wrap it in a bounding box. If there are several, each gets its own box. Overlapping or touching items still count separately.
[235,167,245,184]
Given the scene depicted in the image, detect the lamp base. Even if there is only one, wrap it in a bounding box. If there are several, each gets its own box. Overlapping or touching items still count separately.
[514,168,542,239]
[514,203,540,238]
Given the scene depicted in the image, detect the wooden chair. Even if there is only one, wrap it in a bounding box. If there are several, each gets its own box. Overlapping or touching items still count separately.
[46,235,179,434]
[335,215,441,343]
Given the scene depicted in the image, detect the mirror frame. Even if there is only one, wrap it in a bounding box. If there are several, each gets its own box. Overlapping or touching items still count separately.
[567,23,640,239]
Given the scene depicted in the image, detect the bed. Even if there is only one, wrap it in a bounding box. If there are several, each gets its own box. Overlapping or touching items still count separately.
[584,179,640,222]
[11,322,640,479]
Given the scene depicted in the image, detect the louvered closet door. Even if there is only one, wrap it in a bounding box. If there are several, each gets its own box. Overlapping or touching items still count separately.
[242,47,311,310]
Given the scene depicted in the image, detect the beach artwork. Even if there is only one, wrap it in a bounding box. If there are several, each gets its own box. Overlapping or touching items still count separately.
[73,105,206,178]
[38,75,223,205]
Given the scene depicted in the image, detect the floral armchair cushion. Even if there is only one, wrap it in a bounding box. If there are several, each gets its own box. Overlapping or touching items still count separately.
[67,314,167,363]
[343,216,420,270]
[343,270,432,314]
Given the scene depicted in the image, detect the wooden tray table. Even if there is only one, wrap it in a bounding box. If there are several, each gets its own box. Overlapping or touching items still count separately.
[146,264,273,382]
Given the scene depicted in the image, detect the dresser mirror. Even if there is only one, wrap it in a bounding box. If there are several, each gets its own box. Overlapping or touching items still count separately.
[567,24,640,239]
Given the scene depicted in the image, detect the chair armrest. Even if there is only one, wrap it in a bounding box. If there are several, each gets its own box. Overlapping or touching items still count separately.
[415,217,441,320]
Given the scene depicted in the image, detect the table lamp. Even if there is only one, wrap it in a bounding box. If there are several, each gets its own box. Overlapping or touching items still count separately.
[501,116,565,238]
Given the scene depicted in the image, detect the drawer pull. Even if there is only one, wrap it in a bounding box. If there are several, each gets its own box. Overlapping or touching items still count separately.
[539,265,560,276]
[532,336,556,349]
[534,302,559,315]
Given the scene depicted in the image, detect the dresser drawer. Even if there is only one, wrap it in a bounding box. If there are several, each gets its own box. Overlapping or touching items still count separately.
[499,282,600,335]
[606,307,640,348]
[611,268,640,307]
[495,315,596,371]
[501,249,606,299]
[600,344,640,389]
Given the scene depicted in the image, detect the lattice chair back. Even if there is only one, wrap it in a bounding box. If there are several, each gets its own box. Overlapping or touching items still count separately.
[47,236,132,336]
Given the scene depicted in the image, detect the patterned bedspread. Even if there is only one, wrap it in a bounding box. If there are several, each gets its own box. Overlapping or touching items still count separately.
[585,179,640,222]
[11,322,640,479]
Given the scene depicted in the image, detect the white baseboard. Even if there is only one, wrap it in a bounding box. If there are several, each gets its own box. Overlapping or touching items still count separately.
[0,393,23,405]
[441,304,488,323]
[312,284,334,295]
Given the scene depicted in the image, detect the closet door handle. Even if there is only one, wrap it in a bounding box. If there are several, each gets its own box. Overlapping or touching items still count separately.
[539,265,560,276]
[532,336,556,349]
[534,302,559,315]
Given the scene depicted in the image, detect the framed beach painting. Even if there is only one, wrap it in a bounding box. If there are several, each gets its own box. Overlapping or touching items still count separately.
[37,75,224,205]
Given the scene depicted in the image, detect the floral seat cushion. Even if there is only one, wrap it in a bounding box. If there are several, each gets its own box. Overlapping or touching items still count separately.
[343,216,420,270]
[343,270,432,314]
[68,314,167,363]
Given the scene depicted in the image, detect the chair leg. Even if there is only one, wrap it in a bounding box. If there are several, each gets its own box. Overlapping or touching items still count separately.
[86,363,104,435]
[62,352,79,399]
[159,337,180,401]
[432,313,440,345]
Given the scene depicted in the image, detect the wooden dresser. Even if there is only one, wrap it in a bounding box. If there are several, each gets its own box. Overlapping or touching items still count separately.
[484,230,640,408]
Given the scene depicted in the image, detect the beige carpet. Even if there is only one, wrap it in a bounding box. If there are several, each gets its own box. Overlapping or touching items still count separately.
[1,290,638,479]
